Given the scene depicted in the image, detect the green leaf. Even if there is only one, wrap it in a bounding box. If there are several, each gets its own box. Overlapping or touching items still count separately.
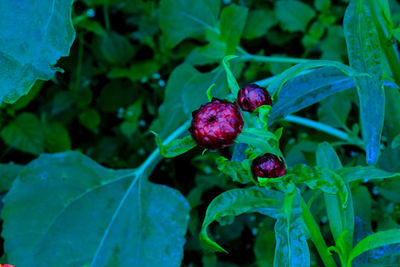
[97,31,136,65]
[337,166,400,183]
[344,0,385,165]
[348,229,400,265]
[151,64,226,139]
[236,127,282,156]
[159,0,220,48]
[2,151,190,266]
[200,187,283,252]
[219,5,248,54]
[98,80,136,112]
[275,0,316,32]
[273,190,310,267]
[0,0,75,104]
[107,61,159,81]
[317,91,352,130]
[222,55,241,96]
[78,109,101,132]
[316,142,354,252]
[1,113,44,155]
[243,9,277,40]
[0,163,24,192]
[391,134,400,149]
[152,132,197,158]
[291,164,348,206]
[216,156,251,184]
[44,122,71,153]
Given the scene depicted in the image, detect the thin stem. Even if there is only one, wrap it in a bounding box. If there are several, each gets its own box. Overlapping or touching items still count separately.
[300,196,338,267]
[74,33,84,91]
[239,54,312,64]
[103,0,110,30]
[284,115,363,148]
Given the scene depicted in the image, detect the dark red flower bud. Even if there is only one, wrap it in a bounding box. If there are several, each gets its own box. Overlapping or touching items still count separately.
[237,84,272,113]
[251,153,286,180]
[189,98,244,150]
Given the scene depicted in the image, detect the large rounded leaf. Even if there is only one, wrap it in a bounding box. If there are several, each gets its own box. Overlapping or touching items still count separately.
[2,151,190,267]
[0,0,75,103]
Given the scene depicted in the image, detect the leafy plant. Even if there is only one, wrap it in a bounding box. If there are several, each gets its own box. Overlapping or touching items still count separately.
[1,0,400,266]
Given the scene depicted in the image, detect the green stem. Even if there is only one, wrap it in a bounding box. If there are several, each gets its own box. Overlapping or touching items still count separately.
[284,115,364,148]
[239,54,312,64]
[300,196,338,267]
[137,120,191,177]
[74,33,84,91]
[103,0,110,30]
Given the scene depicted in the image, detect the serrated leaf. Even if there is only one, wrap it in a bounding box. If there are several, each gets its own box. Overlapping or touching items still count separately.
[159,0,220,48]
[2,151,190,267]
[1,113,44,155]
[0,0,75,104]
[200,187,283,252]
[344,0,385,165]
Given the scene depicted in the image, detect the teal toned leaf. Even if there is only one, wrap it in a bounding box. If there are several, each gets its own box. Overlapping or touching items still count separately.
[2,151,190,267]
[0,0,75,104]
[159,0,220,48]
[268,66,359,124]
[219,5,248,54]
[152,132,196,158]
[348,229,400,265]
[344,0,385,164]
[1,113,44,155]
[151,64,226,138]
[317,91,352,130]
[275,0,316,32]
[273,191,310,267]
[391,134,400,149]
[200,187,283,252]
[0,163,24,192]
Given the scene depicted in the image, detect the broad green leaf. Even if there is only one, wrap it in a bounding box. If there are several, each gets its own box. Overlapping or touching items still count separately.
[0,163,24,192]
[268,65,359,124]
[2,151,190,267]
[344,0,385,165]
[384,88,400,143]
[1,113,44,155]
[0,0,75,104]
[108,61,159,81]
[97,31,136,65]
[254,222,275,267]
[44,122,72,153]
[273,191,310,267]
[159,0,220,48]
[200,187,283,252]
[185,42,226,66]
[316,143,354,251]
[152,132,196,158]
[78,109,101,132]
[348,229,400,265]
[219,5,248,54]
[337,166,400,183]
[317,91,352,130]
[275,1,316,32]
[243,9,277,40]
[151,64,226,139]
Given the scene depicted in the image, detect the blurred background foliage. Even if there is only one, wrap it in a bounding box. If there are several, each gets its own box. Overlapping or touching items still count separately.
[2,0,400,266]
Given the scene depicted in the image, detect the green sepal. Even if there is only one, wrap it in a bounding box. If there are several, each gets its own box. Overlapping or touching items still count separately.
[151,131,196,158]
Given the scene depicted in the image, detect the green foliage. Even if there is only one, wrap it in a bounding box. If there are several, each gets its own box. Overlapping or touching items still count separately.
[0,0,75,104]
[275,1,316,32]
[344,0,385,165]
[2,151,190,266]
